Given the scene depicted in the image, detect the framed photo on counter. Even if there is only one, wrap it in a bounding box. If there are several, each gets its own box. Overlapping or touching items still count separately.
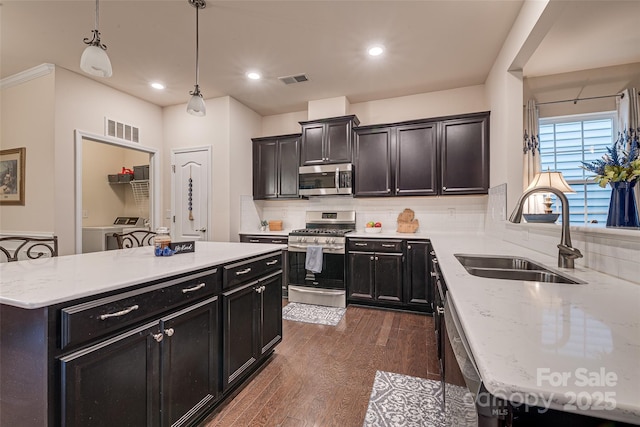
[0,147,26,205]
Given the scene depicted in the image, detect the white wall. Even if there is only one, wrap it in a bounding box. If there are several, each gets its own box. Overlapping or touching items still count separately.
[55,67,163,255]
[228,97,262,242]
[0,68,56,234]
[261,110,307,137]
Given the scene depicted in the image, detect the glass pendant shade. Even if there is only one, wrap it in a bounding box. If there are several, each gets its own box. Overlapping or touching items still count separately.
[187,92,206,116]
[80,45,113,77]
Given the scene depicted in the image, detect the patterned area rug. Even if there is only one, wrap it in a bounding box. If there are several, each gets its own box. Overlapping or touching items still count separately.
[363,371,445,427]
[281,302,346,326]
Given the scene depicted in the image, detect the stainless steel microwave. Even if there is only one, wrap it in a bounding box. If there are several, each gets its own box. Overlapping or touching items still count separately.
[299,163,353,196]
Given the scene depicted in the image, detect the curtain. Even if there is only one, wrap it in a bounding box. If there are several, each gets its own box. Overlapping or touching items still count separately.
[616,88,640,211]
[523,99,542,213]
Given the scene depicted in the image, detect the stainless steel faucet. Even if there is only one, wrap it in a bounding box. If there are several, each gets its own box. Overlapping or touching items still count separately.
[509,186,583,268]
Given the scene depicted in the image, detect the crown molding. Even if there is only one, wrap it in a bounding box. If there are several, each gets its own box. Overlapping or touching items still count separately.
[0,63,55,90]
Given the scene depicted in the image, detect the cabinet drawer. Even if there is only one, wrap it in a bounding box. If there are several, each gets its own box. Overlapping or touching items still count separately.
[223,251,282,289]
[60,268,219,350]
[348,239,403,253]
[241,235,288,245]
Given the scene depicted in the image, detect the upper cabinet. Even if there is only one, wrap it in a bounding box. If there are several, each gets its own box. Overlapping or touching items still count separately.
[353,112,489,197]
[299,115,360,165]
[252,134,301,200]
[440,113,490,195]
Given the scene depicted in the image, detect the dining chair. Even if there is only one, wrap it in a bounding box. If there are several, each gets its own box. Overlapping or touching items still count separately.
[112,230,156,249]
[0,236,59,262]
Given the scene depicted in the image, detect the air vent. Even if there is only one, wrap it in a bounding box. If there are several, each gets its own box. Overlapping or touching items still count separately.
[105,117,140,143]
[278,74,309,85]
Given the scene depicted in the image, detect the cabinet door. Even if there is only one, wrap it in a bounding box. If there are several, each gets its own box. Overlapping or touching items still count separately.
[60,322,160,427]
[253,139,278,199]
[347,252,375,301]
[160,297,219,427]
[440,114,489,194]
[326,120,351,163]
[396,122,438,196]
[374,253,403,303]
[354,128,392,196]
[259,272,283,356]
[222,282,259,392]
[405,241,431,310]
[278,136,300,198]
[301,123,325,165]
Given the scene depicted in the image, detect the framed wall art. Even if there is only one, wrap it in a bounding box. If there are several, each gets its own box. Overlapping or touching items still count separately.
[0,147,26,205]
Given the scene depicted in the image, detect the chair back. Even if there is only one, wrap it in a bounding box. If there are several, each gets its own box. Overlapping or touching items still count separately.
[113,230,156,249]
[0,236,59,262]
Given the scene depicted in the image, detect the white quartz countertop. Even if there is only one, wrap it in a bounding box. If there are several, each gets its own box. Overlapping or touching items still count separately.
[429,232,640,424]
[0,242,286,309]
[348,229,430,239]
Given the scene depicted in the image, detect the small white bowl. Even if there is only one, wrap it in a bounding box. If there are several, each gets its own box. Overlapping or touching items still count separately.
[364,227,382,233]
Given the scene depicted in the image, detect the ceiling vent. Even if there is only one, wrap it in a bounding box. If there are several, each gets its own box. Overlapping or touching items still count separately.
[105,117,140,143]
[278,74,309,85]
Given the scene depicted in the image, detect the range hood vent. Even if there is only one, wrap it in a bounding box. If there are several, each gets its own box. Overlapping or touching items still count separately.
[278,74,309,85]
[105,117,140,143]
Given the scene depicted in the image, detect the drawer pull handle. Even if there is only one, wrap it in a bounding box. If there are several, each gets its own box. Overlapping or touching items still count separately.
[430,272,437,277]
[255,285,266,293]
[266,260,278,266]
[182,283,206,293]
[381,244,395,248]
[153,332,163,342]
[355,243,368,247]
[236,268,252,275]
[164,328,175,337]
[99,305,139,320]
[436,307,445,315]
[271,240,284,243]
[249,239,260,243]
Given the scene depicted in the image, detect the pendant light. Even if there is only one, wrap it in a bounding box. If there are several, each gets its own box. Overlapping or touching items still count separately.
[80,0,112,78]
[187,0,206,116]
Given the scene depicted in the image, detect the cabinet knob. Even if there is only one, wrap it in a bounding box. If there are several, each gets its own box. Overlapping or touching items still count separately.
[436,306,445,315]
[442,186,447,190]
[430,251,435,256]
[370,256,374,260]
[408,245,412,249]
[396,188,399,192]
[164,328,175,337]
[152,333,163,342]
[375,256,379,260]
[430,272,437,277]
[432,258,438,264]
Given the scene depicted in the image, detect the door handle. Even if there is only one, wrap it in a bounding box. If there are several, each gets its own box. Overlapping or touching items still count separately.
[196,228,206,232]
[335,167,340,191]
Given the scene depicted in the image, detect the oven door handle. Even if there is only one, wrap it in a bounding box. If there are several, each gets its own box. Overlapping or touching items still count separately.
[288,244,344,253]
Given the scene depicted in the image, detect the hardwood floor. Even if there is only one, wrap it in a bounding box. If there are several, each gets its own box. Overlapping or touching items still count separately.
[201,301,439,427]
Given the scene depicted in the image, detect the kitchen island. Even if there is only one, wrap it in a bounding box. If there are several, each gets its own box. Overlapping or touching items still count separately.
[429,232,640,425]
[0,242,286,427]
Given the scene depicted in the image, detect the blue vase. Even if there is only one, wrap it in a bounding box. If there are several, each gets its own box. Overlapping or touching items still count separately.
[607,181,639,227]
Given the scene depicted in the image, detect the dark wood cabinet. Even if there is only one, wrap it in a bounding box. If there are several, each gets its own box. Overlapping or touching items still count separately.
[396,122,438,196]
[60,296,219,427]
[405,241,431,312]
[347,239,403,306]
[353,127,393,196]
[222,268,282,392]
[252,134,300,199]
[354,122,438,197]
[299,115,360,165]
[440,113,489,194]
[239,234,288,245]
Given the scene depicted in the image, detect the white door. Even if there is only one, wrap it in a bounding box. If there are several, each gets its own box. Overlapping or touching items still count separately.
[171,147,211,241]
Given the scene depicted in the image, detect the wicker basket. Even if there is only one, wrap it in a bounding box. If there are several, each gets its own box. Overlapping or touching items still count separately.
[268,220,283,231]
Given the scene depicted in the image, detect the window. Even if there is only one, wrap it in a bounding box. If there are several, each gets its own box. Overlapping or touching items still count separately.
[539,112,616,225]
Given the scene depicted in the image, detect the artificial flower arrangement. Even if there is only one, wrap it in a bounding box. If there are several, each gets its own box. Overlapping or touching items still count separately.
[581,129,640,187]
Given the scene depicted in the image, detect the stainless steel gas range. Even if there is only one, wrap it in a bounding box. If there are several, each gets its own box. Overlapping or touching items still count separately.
[287,210,355,308]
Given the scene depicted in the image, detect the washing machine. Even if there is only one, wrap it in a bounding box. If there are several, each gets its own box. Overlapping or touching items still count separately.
[82,217,148,253]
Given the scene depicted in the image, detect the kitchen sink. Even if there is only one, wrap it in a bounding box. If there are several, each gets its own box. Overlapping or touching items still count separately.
[455,254,585,285]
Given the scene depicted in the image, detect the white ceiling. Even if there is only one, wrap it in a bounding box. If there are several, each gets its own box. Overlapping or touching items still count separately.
[2,1,639,117]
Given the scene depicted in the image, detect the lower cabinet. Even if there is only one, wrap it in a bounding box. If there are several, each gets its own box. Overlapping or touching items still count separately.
[60,296,219,427]
[222,270,282,392]
[347,238,432,312]
[347,239,404,306]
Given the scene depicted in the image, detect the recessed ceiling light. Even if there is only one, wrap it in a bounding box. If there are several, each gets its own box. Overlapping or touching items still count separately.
[246,72,261,80]
[368,45,384,57]
[150,82,165,90]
